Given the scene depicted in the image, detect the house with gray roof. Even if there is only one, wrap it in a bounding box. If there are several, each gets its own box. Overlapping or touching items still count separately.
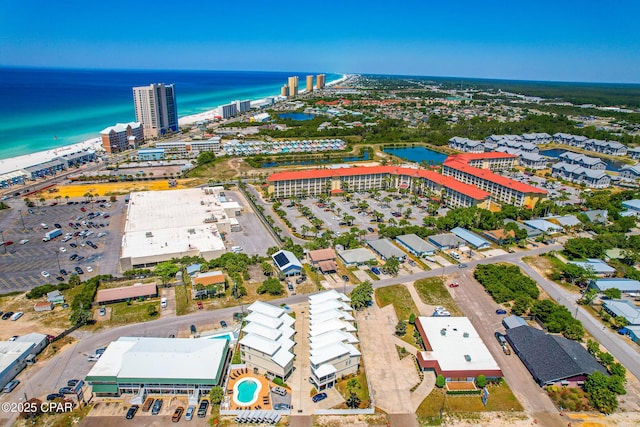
[448,137,484,153]
[589,278,640,293]
[518,152,548,169]
[558,152,606,170]
[395,234,437,257]
[338,248,376,266]
[522,133,551,144]
[428,233,466,250]
[505,326,607,386]
[621,199,640,216]
[568,259,616,276]
[602,300,640,325]
[628,147,640,160]
[547,215,582,229]
[619,164,640,183]
[583,210,608,224]
[552,163,611,188]
[450,227,491,250]
[366,238,407,262]
[523,219,563,234]
[584,139,627,156]
[504,219,542,238]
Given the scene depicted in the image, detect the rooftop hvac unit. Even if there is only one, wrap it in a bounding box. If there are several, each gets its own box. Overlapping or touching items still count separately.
[440,328,447,336]
[145,232,153,238]
[463,332,469,338]
[464,354,471,362]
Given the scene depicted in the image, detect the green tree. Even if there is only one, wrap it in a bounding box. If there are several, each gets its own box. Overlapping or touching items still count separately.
[346,392,360,409]
[584,371,619,414]
[70,309,91,325]
[408,313,416,325]
[154,261,180,285]
[197,151,217,165]
[582,288,598,305]
[586,339,600,356]
[261,261,273,276]
[603,288,621,300]
[385,256,400,276]
[511,295,532,316]
[209,386,224,405]
[147,304,158,317]
[257,277,284,295]
[475,375,487,388]
[435,375,445,388]
[563,323,585,341]
[395,320,407,336]
[68,274,81,287]
[350,280,373,310]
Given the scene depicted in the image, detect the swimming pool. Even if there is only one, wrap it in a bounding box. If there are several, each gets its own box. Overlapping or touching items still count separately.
[202,331,237,342]
[233,377,261,406]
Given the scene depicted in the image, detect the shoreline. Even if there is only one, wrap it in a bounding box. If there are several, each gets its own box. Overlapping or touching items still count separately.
[0,73,348,175]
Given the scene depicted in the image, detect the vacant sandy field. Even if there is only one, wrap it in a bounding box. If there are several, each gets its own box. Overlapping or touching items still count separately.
[43,178,204,199]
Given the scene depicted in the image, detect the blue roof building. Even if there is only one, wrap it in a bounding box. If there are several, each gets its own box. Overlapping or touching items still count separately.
[428,233,466,250]
[138,148,165,161]
[589,278,640,293]
[523,219,563,234]
[450,227,491,250]
[602,300,640,325]
[272,250,302,276]
[395,234,437,257]
[568,259,616,276]
[186,264,202,277]
[621,199,640,213]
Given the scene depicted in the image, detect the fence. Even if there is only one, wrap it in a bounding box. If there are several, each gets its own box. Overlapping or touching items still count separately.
[314,408,375,415]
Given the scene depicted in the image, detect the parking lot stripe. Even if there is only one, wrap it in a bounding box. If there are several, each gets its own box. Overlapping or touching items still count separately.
[0,278,11,289]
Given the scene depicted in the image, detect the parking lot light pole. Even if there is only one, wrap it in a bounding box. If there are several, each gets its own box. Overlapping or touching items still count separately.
[0,230,6,254]
[55,250,61,273]
[19,210,26,232]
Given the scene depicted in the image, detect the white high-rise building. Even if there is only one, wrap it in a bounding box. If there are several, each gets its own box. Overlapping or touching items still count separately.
[219,102,238,119]
[235,100,251,113]
[132,83,178,138]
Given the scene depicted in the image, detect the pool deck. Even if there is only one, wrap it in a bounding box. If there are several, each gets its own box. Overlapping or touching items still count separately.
[226,369,277,411]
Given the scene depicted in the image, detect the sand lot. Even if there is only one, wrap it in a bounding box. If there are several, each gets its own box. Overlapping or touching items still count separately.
[43,178,203,199]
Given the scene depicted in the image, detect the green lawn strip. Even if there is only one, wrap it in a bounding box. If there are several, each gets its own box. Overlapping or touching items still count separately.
[109,301,160,325]
[414,278,462,315]
[375,284,418,321]
[174,284,190,315]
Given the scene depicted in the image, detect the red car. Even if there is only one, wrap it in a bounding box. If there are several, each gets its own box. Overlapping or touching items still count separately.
[448,282,460,288]
[80,207,86,212]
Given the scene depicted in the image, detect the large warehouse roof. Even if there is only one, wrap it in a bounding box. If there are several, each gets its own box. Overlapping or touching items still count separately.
[121,188,227,265]
[86,337,228,384]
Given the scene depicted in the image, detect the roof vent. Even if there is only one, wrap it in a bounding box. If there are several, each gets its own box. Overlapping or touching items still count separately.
[440,328,447,336]
[145,232,153,238]
[463,332,469,338]
[464,354,471,362]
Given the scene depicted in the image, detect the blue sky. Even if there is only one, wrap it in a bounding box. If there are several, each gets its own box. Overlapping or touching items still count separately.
[1,0,639,83]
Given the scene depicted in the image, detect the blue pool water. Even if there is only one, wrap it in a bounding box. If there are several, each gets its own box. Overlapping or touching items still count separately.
[236,379,259,404]
[278,112,316,121]
[205,332,235,342]
[383,146,448,164]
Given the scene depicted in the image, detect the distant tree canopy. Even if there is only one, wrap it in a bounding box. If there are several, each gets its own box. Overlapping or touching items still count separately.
[474,264,540,303]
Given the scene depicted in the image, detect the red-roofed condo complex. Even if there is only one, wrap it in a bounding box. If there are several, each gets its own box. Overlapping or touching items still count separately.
[266,153,546,210]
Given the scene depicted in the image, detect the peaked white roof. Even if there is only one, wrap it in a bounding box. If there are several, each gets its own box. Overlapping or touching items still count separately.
[247,300,286,319]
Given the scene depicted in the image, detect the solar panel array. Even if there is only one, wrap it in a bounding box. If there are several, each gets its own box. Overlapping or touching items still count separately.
[273,252,289,268]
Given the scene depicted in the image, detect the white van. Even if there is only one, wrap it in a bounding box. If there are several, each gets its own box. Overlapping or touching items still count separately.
[231,246,243,253]
[10,312,23,321]
[41,223,48,229]
[161,298,167,308]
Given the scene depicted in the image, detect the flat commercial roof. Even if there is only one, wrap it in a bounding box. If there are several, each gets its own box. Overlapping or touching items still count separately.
[121,188,227,262]
[86,337,228,384]
[0,342,34,375]
[96,283,157,304]
[590,279,640,293]
[417,317,501,374]
[0,139,102,176]
[603,300,640,324]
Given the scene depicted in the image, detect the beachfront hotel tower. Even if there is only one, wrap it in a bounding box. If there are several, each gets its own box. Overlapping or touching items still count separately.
[287,76,299,97]
[281,84,289,97]
[317,74,326,89]
[132,83,178,138]
[306,75,314,93]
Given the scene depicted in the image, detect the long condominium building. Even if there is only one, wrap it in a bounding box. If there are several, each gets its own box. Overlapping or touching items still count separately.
[317,74,326,89]
[287,76,299,97]
[442,153,546,208]
[133,83,178,138]
[267,152,546,209]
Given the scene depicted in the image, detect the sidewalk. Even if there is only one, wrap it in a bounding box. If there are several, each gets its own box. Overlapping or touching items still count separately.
[403,281,432,316]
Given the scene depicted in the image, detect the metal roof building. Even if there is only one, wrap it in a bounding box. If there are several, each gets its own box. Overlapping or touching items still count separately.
[85,337,229,397]
[428,233,466,250]
[589,278,640,293]
[504,219,543,238]
[450,227,491,250]
[271,250,302,276]
[602,300,640,325]
[395,234,437,256]
[366,238,407,261]
[523,219,563,234]
[337,248,376,266]
[568,259,616,276]
[0,341,36,390]
[502,315,527,330]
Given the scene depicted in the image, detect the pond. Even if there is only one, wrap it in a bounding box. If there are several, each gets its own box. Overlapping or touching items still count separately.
[540,149,626,172]
[278,113,316,121]
[383,146,448,164]
[261,150,370,168]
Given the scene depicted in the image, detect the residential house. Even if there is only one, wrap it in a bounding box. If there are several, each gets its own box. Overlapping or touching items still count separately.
[272,250,303,277]
[308,248,338,274]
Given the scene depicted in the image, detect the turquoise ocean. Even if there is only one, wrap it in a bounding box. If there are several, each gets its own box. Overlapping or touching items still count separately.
[0,68,341,160]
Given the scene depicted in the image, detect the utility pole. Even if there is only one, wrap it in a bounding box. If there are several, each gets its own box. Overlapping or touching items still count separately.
[0,230,6,254]
[19,210,26,232]
[55,250,61,273]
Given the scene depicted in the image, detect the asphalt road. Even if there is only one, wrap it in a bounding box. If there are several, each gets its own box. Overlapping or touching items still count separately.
[4,243,640,425]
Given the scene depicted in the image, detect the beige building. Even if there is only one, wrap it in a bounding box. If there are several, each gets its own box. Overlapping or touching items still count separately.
[317,74,326,89]
[287,76,299,97]
[239,301,296,380]
[306,75,314,93]
[132,83,178,138]
[281,85,288,97]
[308,290,360,390]
[100,122,143,154]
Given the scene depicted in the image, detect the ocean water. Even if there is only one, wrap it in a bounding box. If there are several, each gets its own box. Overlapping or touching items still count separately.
[0,68,341,160]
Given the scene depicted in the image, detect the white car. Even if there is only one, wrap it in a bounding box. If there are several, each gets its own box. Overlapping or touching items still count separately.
[19,239,29,245]
[41,271,50,278]
[87,266,93,273]
[59,247,67,253]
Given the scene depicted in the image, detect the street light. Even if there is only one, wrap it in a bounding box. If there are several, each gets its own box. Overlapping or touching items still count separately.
[19,210,26,232]
[55,250,61,273]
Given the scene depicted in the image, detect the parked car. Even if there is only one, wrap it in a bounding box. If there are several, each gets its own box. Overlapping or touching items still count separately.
[67,379,80,387]
[449,282,459,288]
[142,397,154,412]
[151,399,163,415]
[19,239,29,245]
[371,267,380,275]
[220,320,227,328]
[2,312,13,320]
[99,307,106,316]
[367,227,374,232]
[495,309,507,315]
[458,263,468,269]
[312,392,327,403]
[172,406,184,422]
[125,405,139,419]
[11,312,23,321]
[87,266,93,273]
[60,269,67,275]
[47,393,65,401]
[197,400,209,418]
[75,267,84,274]
[41,271,50,278]
[190,325,197,334]
[185,405,195,421]
[59,387,74,395]
[273,403,290,410]
[342,275,349,282]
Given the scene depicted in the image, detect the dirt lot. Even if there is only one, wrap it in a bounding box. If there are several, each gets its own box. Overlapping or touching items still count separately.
[47,178,205,199]
[0,292,72,340]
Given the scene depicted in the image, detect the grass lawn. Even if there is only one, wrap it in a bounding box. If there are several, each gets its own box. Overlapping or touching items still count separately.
[413,278,462,315]
[335,370,371,409]
[417,382,523,425]
[174,284,192,316]
[109,301,160,325]
[375,285,418,321]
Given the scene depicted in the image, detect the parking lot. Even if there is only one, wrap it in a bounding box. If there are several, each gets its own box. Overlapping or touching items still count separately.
[0,197,126,291]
